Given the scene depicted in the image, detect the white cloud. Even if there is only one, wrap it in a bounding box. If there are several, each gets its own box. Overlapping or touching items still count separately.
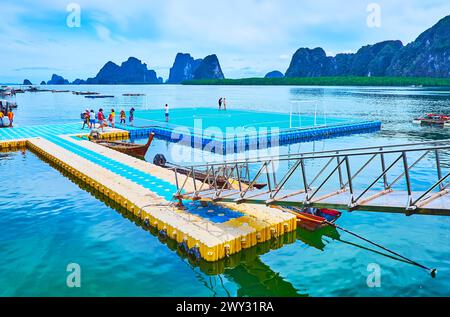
[94,24,113,42]
[1,0,450,82]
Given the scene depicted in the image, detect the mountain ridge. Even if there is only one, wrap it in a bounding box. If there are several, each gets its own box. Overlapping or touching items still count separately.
[285,15,450,78]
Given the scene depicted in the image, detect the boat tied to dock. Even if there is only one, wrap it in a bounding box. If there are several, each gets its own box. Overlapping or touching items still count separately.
[276,206,342,231]
[90,131,155,159]
[153,154,268,190]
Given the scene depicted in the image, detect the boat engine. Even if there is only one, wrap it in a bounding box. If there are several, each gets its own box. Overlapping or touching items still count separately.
[89,130,101,140]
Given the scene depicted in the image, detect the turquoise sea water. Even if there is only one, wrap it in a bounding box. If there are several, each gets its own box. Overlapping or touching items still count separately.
[1,85,450,296]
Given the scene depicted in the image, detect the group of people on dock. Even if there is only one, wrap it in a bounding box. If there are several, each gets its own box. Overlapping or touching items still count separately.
[82,107,135,131]
[82,104,171,131]
[218,97,227,110]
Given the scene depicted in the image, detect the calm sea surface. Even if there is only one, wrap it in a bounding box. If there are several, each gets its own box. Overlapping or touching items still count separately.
[1,85,450,296]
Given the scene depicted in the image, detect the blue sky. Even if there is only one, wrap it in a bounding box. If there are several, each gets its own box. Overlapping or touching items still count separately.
[1,0,449,83]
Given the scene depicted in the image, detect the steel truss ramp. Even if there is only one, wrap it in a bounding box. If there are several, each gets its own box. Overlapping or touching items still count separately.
[173,140,450,216]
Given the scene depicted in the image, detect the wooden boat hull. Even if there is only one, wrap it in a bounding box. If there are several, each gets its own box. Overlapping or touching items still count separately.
[296,208,341,231]
[168,166,267,189]
[92,133,154,159]
[151,153,266,189]
[274,205,341,231]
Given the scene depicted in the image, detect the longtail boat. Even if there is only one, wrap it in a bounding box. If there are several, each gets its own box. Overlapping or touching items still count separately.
[152,154,267,189]
[91,132,155,159]
[275,206,341,231]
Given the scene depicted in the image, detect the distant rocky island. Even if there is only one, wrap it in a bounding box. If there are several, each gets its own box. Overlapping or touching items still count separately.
[82,57,162,84]
[285,15,450,78]
[265,71,284,79]
[187,14,450,85]
[47,74,69,85]
[167,53,224,84]
[46,57,162,85]
[34,54,225,85]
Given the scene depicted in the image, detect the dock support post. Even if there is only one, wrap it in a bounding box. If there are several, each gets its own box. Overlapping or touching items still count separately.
[345,156,356,208]
[402,152,414,210]
[435,149,444,191]
[380,148,389,189]
[336,153,344,189]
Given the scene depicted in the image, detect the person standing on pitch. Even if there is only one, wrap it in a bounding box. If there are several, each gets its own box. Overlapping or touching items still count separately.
[164,104,169,122]
[129,107,135,126]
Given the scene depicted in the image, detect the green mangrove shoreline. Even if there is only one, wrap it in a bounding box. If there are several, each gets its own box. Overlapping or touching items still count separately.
[182,76,450,87]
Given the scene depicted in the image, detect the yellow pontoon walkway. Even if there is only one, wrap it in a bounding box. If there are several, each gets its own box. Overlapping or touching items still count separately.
[0,123,296,261]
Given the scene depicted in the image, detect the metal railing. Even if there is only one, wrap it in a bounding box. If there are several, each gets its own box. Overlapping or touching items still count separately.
[171,140,450,213]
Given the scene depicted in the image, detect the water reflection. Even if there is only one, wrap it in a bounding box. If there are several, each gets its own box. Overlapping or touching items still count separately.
[39,154,434,296]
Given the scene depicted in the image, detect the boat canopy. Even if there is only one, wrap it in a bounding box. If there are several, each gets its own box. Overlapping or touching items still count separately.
[0,99,15,105]
[0,100,17,112]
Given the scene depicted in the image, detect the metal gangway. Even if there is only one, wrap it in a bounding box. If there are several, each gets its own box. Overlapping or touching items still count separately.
[172,140,450,216]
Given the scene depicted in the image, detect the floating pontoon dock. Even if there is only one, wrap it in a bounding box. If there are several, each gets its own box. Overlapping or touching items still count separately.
[0,108,383,262]
[0,123,296,262]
